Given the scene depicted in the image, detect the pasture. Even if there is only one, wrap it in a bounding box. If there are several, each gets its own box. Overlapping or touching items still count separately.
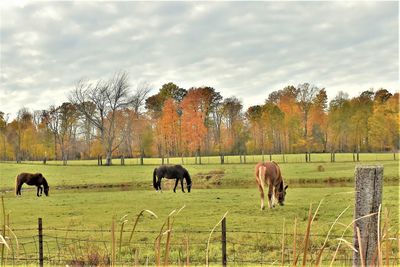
[0,154,399,266]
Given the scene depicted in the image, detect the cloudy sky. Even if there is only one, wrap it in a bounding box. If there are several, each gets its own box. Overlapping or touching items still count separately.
[0,1,398,118]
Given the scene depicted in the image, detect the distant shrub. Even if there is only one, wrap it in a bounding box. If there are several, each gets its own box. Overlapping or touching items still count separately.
[317,165,325,172]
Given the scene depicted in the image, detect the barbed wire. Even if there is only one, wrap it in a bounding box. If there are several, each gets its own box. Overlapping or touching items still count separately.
[10,227,355,238]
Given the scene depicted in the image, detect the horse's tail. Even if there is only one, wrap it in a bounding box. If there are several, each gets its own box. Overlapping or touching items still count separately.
[256,163,265,190]
[153,168,158,190]
[15,174,19,196]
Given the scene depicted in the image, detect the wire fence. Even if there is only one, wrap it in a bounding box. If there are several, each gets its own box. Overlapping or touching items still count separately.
[3,223,399,266]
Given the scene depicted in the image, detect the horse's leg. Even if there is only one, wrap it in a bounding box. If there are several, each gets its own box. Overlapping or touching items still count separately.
[36,186,40,197]
[39,186,43,196]
[17,183,23,196]
[268,184,274,209]
[180,177,185,193]
[157,177,163,192]
[257,184,265,210]
[173,178,179,193]
[256,166,265,210]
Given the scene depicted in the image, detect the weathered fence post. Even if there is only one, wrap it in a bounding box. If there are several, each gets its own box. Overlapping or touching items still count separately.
[140,149,144,165]
[353,165,383,266]
[221,217,227,267]
[38,218,43,267]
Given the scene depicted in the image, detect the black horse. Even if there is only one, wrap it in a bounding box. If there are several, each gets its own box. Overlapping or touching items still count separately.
[15,173,49,197]
[153,165,192,193]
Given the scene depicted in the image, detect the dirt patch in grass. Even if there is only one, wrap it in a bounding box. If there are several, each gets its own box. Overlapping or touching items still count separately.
[194,169,225,187]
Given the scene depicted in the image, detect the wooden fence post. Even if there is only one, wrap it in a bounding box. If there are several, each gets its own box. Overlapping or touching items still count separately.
[38,218,43,267]
[221,217,227,267]
[353,165,383,266]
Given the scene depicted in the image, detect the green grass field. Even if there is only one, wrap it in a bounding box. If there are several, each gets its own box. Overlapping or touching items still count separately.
[1,159,399,190]
[0,154,399,266]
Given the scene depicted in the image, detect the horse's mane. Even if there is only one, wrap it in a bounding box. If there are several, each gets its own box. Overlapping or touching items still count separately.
[42,177,49,188]
[273,163,284,192]
[184,169,192,186]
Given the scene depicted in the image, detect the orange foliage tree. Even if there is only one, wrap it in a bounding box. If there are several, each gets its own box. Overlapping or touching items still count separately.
[159,98,180,159]
[180,89,207,163]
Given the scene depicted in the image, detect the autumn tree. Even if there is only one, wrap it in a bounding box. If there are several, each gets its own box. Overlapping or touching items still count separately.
[309,89,328,151]
[180,89,208,164]
[5,109,34,162]
[180,86,222,155]
[349,90,374,154]
[369,92,399,153]
[222,97,244,155]
[246,105,265,157]
[145,82,186,119]
[210,98,225,161]
[262,102,285,154]
[328,91,352,152]
[272,86,301,153]
[159,98,180,161]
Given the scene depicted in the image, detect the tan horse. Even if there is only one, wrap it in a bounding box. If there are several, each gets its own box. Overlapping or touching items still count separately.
[255,161,288,210]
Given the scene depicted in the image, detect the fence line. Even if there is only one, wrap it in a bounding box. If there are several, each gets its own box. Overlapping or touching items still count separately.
[10,226,355,238]
[4,221,399,266]
[3,152,398,166]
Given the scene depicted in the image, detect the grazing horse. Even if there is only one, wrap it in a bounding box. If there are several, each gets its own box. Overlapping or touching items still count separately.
[255,161,288,210]
[153,165,192,193]
[15,173,49,197]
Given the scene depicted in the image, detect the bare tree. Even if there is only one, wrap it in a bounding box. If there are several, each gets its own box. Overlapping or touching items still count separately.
[132,81,152,116]
[297,83,320,138]
[297,83,322,160]
[0,112,9,160]
[44,103,78,165]
[77,102,96,159]
[69,71,134,166]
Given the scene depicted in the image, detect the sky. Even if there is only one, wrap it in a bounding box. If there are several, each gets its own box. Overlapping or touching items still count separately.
[0,1,398,119]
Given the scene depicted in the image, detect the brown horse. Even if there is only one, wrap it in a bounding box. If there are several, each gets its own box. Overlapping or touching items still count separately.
[255,161,288,210]
[15,173,49,197]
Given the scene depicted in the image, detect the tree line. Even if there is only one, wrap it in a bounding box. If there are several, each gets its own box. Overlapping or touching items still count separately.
[0,71,398,165]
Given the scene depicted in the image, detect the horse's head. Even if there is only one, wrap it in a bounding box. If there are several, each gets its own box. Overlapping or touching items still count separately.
[41,175,49,196]
[185,171,192,193]
[44,186,49,196]
[276,182,288,206]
